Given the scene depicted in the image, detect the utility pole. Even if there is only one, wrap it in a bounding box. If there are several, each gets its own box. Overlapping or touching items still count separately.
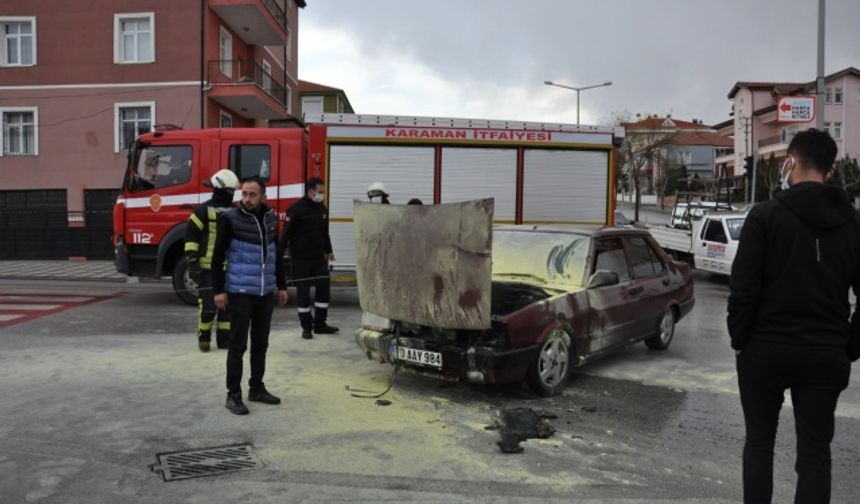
[816,0,826,131]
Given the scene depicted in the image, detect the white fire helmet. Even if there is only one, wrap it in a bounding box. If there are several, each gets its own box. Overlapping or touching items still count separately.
[210,169,239,191]
[367,182,388,199]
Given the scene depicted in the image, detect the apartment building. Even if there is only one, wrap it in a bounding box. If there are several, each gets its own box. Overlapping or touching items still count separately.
[0,0,304,258]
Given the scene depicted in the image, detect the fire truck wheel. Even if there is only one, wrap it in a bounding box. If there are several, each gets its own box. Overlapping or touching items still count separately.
[172,256,199,306]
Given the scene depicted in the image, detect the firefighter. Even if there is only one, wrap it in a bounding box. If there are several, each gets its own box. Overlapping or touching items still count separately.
[184,169,239,352]
[367,182,390,204]
[279,177,338,339]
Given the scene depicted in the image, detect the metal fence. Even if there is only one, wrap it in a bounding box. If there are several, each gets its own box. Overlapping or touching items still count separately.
[208,60,288,108]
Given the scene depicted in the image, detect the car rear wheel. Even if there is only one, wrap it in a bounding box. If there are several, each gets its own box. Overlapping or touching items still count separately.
[172,256,199,306]
[645,308,675,350]
[527,330,572,397]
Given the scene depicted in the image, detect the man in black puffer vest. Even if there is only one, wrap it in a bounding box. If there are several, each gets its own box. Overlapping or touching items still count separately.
[728,129,860,504]
[212,177,289,416]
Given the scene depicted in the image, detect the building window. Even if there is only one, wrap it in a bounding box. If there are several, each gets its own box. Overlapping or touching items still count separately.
[286,28,292,63]
[1,107,38,156]
[220,110,232,128]
[114,13,154,64]
[262,60,272,93]
[834,122,842,140]
[781,126,799,143]
[834,88,843,104]
[825,88,833,104]
[1,18,36,67]
[219,27,232,77]
[285,85,291,113]
[115,102,154,152]
[676,151,692,165]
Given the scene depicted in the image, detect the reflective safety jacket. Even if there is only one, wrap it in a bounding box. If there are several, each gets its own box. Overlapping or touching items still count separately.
[184,198,233,270]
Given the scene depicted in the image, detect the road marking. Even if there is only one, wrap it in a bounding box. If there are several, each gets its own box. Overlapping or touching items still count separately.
[0,303,62,311]
[0,292,115,329]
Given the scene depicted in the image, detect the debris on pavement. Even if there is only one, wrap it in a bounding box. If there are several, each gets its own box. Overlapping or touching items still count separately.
[490,407,557,454]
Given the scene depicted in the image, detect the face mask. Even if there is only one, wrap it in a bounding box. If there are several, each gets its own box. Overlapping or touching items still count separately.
[780,157,794,191]
[312,192,324,203]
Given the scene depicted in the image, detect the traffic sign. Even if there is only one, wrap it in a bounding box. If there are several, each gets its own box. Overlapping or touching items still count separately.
[777,96,815,123]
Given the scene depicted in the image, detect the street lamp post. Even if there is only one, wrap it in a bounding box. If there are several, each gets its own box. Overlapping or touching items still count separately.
[544,80,613,125]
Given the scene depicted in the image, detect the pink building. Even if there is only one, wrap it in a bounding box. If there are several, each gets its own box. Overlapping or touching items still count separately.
[718,67,860,176]
[0,0,303,258]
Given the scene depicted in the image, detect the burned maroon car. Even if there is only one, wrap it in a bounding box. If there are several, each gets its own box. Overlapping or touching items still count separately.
[355,222,695,397]
[354,199,694,396]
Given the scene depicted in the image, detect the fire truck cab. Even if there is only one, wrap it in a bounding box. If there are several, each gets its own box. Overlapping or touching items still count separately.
[113,127,305,304]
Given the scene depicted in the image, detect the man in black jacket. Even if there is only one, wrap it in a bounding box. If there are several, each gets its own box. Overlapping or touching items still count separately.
[279,178,338,339]
[728,129,860,504]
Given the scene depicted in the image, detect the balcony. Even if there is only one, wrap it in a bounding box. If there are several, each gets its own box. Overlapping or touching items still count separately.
[757,135,788,156]
[209,0,288,46]
[208,60,290,120]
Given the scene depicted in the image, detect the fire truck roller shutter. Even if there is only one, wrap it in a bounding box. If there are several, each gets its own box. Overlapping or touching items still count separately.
[522,149,610,226]
[328,145,434,267]
[440,148,516,223]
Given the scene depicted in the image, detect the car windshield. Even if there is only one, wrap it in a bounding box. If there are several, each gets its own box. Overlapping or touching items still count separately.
[726,218,745,240]
[615,211,631,225]
[493,230,591,287]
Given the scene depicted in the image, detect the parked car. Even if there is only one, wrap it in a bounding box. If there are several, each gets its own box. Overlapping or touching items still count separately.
[615,210,634,228]
[356,226,695,396]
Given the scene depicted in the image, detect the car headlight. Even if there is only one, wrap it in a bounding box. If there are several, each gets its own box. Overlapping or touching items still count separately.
[361,312,392,331]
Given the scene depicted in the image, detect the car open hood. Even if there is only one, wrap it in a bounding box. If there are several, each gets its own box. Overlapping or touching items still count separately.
[353,199,494,330]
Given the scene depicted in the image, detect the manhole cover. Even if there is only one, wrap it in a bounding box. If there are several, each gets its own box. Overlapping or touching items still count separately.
[150,444,263,481]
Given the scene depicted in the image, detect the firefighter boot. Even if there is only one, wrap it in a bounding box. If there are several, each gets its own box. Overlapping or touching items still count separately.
[197,331,211,352]
[314,307,339,335]
[299,311,314,339]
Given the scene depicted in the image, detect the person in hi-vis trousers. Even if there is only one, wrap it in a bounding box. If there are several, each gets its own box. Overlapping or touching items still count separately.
[184,169,238,352]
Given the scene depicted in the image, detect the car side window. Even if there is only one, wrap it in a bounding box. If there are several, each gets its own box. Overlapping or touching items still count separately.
[647,238,667,274]
[703,219,728,244]
[627,236,660,278]
[592,238,631,282]
[228,144,271,182]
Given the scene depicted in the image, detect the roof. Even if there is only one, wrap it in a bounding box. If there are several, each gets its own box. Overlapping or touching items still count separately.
[623,117,712,130]
[494,224,649,238]
[672,131,734,147]
[712,118,734,130]
[298,80,346,94]
[727,66,860,99]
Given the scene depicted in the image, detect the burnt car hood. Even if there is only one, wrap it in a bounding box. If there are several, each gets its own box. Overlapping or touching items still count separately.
[353,199,494,330]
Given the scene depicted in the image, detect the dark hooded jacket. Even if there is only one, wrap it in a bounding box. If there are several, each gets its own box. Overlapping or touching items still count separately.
[728,182,860,353]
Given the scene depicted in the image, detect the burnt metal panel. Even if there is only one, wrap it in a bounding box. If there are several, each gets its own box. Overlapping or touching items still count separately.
[353,198,493,330]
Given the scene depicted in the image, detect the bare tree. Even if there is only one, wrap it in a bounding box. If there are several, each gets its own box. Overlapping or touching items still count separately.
[758,153,782,200]
[619,128,677,222]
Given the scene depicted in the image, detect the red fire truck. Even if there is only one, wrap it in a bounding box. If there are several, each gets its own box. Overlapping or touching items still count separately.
[113,114,620,304]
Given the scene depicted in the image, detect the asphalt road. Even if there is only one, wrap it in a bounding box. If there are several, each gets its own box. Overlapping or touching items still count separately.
[0,274,858,503]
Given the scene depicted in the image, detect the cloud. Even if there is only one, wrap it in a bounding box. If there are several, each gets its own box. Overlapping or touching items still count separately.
[299,0,860,126]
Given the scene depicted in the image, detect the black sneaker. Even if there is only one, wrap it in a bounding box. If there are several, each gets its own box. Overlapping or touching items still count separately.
[314,324,340,334]
[225,392,249,415]
[302,329,313,339]
[248,388,281,405]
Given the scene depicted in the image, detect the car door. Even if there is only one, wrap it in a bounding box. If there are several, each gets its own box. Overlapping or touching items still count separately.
[585,237,636,353]
[624,235,673,340]
[694,217,732,274]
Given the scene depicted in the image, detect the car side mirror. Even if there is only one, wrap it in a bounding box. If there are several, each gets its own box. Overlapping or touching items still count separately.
[587,270,620,289]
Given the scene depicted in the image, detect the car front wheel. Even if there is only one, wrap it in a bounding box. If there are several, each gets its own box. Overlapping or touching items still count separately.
[172,256,199,306]
[645,308,675,350]
[527,330,572,397]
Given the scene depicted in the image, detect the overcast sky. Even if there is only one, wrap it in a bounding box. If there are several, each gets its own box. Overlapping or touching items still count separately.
[298,0,860,127]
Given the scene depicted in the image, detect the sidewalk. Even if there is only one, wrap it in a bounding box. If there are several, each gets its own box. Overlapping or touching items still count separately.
[0,260,128,282]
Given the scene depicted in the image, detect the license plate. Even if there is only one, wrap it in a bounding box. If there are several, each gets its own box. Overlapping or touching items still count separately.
[393,346,443,368]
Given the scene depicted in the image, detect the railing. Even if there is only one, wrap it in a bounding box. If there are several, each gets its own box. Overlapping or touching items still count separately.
[758,135,784,148]
[208,60,288,109]
[260,0,287,31]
